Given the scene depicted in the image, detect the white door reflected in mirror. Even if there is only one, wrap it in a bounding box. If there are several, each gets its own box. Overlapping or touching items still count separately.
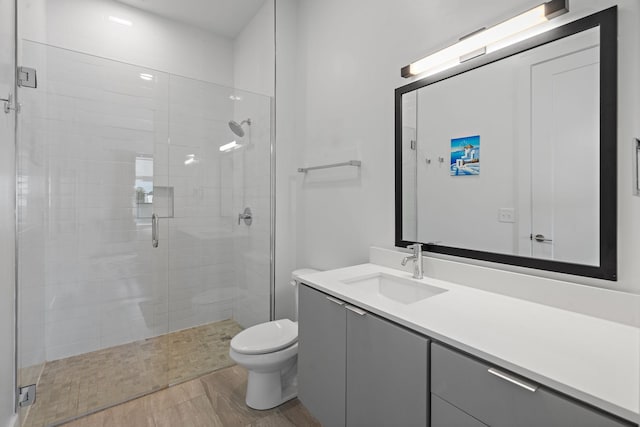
[529,45,599,265]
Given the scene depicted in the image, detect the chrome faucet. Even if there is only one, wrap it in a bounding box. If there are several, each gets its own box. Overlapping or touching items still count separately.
[401,243,423,279]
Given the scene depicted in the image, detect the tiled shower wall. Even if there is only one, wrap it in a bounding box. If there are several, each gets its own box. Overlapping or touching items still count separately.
[168,76,271,330]
[18,41,271,364]
[166,76,237,331]
[231,92,272,328]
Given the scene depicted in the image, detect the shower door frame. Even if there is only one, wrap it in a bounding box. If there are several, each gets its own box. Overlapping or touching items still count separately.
[11,0,19,415]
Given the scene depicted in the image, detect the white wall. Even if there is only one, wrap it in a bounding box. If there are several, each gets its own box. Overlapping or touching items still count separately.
[19,0,234,85]
[234,0,275,97]
[0,0,16,424]
[292,0,640,296]
[274,0,300,320]
[416,61,516,254]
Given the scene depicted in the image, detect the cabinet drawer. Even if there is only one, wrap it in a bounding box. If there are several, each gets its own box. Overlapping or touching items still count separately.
[431,343,632,427]
[431,394,487,427]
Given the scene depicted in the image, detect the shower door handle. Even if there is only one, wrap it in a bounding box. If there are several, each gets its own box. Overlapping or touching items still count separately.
[152,213,159,248]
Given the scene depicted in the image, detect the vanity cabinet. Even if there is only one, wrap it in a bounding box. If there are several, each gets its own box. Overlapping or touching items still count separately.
[298,284,347,427]
[431,394,488,427]
[431,343,633,427]
[298,284,429,427]
[299,284,635,427]
[346,303,428,426]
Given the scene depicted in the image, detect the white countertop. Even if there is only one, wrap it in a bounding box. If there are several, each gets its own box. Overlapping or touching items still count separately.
[298,263,640,423]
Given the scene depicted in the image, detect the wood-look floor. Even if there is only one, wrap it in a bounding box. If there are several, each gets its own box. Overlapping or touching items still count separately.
[62,365,320,427]
[23,319,243,427]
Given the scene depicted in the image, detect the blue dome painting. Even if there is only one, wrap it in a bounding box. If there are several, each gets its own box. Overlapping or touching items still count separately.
[450,135,480,176]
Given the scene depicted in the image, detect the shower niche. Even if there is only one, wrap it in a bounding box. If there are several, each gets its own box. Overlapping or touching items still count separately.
[135,153,174,222]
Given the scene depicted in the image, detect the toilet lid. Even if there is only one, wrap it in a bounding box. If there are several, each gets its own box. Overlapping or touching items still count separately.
[230,319,298,355]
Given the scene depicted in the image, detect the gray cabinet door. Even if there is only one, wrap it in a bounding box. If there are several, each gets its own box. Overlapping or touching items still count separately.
[431,343,633,427]
[298,285,347,427]
[346,307,428,427]
[431,394,488,427]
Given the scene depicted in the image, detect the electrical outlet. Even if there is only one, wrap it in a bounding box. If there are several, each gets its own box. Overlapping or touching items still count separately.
[498,208,515,223]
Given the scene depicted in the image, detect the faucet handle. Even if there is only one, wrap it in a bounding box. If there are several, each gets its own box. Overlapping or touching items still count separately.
[407,243,422,255]
[404,243,424,279]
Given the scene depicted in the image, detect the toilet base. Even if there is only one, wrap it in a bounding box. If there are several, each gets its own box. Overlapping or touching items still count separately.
[245,362,298,410]
[228,324,300,411]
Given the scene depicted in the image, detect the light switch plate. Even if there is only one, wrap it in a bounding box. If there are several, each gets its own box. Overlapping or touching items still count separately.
[498,208,515,223]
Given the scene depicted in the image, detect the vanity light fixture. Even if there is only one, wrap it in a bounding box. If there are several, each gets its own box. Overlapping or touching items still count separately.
[401,0,568,78]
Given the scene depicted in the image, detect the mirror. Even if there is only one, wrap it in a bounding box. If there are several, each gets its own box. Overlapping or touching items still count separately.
[395,7,617,280]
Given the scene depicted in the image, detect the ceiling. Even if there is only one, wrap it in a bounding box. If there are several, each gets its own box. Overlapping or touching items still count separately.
[116,0,267,38]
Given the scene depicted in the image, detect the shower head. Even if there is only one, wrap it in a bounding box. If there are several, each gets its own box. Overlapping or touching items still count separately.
[228,118,251,137]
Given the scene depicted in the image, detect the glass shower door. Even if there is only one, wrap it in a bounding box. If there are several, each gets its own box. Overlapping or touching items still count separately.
[16,41,171,427]
[15,40,273,427]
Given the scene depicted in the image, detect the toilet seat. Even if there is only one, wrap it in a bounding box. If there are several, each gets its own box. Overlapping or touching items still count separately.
[231,319,298,355]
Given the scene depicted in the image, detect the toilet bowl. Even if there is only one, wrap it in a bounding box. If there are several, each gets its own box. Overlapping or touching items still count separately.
[229,268,319,410]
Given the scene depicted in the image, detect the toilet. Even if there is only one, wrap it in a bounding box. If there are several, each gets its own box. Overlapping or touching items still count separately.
[229,268,319,410]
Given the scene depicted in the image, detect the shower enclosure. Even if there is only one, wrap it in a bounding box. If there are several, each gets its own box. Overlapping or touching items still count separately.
[14,2,275,426]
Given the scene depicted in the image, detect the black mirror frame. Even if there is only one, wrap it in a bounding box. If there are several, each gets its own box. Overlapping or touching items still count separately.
[395,7,617,281]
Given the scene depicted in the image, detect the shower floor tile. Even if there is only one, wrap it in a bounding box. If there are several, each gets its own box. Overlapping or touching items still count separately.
[22,319,243,427]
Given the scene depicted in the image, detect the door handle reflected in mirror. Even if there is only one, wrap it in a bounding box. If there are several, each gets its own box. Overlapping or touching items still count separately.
[238,207,252,225]
[532,233,552,243]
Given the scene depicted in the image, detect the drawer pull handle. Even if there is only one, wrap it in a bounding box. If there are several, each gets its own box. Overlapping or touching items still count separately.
[345,305,367,316]
[487,368,538,392]
[326,296,345,306]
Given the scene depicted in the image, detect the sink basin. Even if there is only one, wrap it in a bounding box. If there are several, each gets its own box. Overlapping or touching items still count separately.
[341,273,446,304]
